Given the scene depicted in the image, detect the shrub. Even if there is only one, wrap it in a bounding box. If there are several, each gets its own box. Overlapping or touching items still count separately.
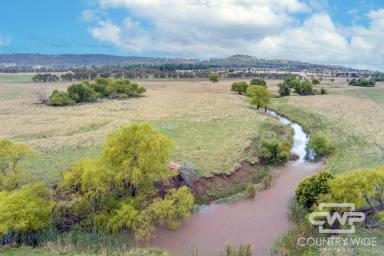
[295,81,313,96]
[295,171,334,209]
[48,90,74,106]
[349,78,375,87]
[250,78,266,87]
[278,82,290,97]
[260,139,291,165]
[208,73,219,83]
[244,183,257,199]
[306,132,332,160]
[223,244,252,256]
[320,88,327,95]
[67,82,97,103]
[231,81,248,95]
[312,78,320,85]
[263,173,273,189]
[288,198,308,223]
[0,183,52,237]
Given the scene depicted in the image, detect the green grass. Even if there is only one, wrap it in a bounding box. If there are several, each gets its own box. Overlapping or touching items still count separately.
[269,95,384,174]
[362,87,384,105]
[23,147,101,185]
[0,73,34,83]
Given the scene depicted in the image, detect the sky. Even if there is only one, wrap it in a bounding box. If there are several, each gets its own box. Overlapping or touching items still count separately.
[0,0,383,70]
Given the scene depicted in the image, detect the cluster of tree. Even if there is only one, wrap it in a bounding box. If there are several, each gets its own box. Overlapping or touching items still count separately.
[278,77,314,97]
[349,78,376,87]
[0,124,194,245]
[295,166,384,223]
[231,78,267,95]
[48,77,146,106]
[32,73,59,82]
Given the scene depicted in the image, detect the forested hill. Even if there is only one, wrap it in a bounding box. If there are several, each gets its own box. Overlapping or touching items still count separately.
[0,53,373,73]
[0,54,197,67]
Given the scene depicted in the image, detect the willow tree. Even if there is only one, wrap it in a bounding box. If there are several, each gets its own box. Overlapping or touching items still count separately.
[57,123,194,240]
[0,139,34,191]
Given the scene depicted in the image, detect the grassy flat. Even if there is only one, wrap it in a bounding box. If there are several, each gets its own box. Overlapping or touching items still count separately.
[0,79,287,183]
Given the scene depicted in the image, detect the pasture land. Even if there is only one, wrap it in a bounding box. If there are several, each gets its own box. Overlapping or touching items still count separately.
[0,78,286,184]
[269,81,384,174]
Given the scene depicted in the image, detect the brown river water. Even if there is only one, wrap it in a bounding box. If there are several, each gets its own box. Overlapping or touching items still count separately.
[150,111,325,255]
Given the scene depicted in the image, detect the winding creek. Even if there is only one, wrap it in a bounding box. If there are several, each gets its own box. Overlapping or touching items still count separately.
[151,111,324,256]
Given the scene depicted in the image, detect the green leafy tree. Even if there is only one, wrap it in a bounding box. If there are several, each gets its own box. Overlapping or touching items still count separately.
[231,81,248,95]
[48,90,74,106]
[325,167,384,209]
[208,73,219,83]
[56,123,194,240]
[250,78,266,87]
[67,82,97,103]
[101,123,174,193]
[0,139,34,191]
[278,82,290,97]
[246,85,272,110]
[0,183,52,236]
[295,171,334,209]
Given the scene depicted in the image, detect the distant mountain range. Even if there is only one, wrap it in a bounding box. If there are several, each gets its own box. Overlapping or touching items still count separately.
[0,53,375,73]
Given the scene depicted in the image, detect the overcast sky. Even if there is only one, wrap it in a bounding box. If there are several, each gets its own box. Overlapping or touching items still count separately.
[1,0,383,70]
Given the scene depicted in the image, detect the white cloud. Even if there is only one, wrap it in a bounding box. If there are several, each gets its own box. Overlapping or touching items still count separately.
[87,1,384,70]
[0,36,10,47]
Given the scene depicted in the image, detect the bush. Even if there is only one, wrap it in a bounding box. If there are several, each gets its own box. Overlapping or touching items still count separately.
[250,78,266,87]
[295,171,334,209]
[208,73,219,83]
[0,183,52,237]
[349,78,375,87]
[295,81,313,96]
[278,82,290,97]
[231,81,248,95]
[312,78,320,85]
[260,139,291,165]
[320,88,327,95]
[244,183,257,199]
[48,90,74,106]
[67,82,97,103]
[223,244,252,256]
[306,132,332,160]
[288,198,308,223]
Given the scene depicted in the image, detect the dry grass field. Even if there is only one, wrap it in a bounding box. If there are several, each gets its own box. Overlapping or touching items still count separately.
[0,78,286,184]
